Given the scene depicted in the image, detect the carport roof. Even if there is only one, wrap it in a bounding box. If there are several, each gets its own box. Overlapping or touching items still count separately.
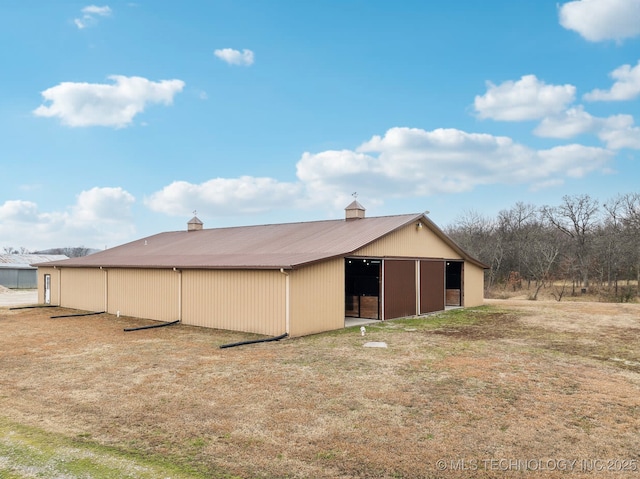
[1,254,68,269]
[35,213,486,270]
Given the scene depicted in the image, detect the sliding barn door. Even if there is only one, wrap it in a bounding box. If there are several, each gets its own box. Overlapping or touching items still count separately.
[420,260,445,314]
[383,260,417,320]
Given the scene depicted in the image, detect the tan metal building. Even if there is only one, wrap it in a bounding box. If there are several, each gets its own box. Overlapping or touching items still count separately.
[35,202,487,337]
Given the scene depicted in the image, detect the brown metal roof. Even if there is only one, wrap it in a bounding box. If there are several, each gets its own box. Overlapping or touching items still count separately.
[36,213,487,270]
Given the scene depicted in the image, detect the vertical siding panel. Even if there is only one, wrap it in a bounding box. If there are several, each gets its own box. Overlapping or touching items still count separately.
[58,268,104,311]
[464,263,485,306]
[289,258,344,337]
[354,224,463,259]
[181,270,285,336]
[37,267,60,305]
[107,269,179,322]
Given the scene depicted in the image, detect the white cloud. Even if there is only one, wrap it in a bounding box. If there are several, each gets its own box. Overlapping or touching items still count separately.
[214,48,255,66]
[584,60,640,101]
[3,125,617,249]
[75,4,112,29]
[559,0,640,42]
[33,75,185,128]
[534,107,640,150]
[477,71,640,150]
[145,177,302,216]
[536,144,613,179]
[534,106,598,138]
[474,75,576,121]
[72,187,135,223]
[0,200,40,222]
[298,127,612,200]
[82,5,111,15]
[74,18,91,29]
[144,127,614,218]
[597,114,640,149]
[0,187,136,250]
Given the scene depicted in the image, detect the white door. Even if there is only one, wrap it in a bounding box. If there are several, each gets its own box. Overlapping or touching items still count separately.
[44,274,51,304]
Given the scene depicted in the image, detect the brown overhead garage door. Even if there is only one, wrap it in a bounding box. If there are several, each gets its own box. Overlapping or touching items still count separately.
[420,260,445,314]
[383,260,416,320]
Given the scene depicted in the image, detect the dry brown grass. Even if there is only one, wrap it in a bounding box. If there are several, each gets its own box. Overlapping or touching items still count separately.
[486,281,639,304]
[1,301,640,478]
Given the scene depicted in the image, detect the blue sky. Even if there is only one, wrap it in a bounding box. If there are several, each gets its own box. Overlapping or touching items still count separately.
[1,0,639,251]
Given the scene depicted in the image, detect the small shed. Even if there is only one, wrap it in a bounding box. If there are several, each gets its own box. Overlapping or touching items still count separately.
[35,204,488,336]
[0,254,68,289]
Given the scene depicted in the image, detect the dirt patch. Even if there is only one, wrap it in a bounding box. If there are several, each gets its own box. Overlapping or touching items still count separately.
[429,311,522,339]
[1,301,640,478]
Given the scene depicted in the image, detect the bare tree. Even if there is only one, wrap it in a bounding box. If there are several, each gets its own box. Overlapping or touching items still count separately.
[621,192,640,228]
[1,246,32,254]
[541,194,600,292]
[522,229,560,300]
[599,195,627,295]
[497,202,540,289]
[446,210,501,291]
[443,192,637,300]
[39,246,92,258]
[621,193,640,296]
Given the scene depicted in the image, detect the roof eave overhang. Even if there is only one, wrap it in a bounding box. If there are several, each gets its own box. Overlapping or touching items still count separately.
[36,263,298,271]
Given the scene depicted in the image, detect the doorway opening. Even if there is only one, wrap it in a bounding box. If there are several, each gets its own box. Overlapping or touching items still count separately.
[44,274,51,305]
[445,261,463,306]
[345,258,381,319]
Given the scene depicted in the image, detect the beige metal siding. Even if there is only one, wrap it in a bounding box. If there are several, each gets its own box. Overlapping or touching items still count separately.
[37,267,60,305]
[289,258,344,337]
[58,268,105,311]
[181,270,286,336]
[107,269,179,322]
[463,263,485,306]
[353,223,463,259]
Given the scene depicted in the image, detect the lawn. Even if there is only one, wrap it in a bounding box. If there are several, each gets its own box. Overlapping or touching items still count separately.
[1,300,639,478]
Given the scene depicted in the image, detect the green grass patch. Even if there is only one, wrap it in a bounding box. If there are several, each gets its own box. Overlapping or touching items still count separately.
[0,417,237,479]
[394,306,495,329]
[329,306,499,339]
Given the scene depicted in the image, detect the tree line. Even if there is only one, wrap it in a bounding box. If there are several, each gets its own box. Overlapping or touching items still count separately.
[445,193,640,301]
